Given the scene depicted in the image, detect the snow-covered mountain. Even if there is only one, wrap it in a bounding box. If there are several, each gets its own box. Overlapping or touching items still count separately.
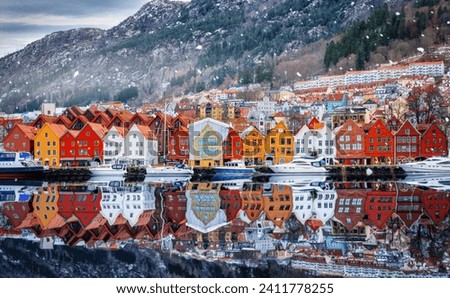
[0,0,407,111]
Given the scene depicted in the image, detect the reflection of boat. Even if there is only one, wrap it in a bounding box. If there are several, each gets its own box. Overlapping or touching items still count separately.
[400,157,450,174]
[213,160,255,179]
[144,175,191,184]
[212,178,252,189]
[268,174,327,186]
[0,183,38,203]
[269,155,328,175]
[402,174,450,190]
[89,160,128,177]
[146,163,193,178]
[0,151,45,179]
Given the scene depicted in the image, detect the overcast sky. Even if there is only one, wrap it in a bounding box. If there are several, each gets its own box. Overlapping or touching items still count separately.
[0,0,152,58]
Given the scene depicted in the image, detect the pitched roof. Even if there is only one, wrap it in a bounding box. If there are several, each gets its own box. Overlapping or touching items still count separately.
[16,124,38,140]
[86,122,109,138]
[134,124,157,140]
[47,123,68,138]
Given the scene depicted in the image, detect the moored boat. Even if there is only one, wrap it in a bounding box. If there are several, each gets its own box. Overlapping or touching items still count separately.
[213,160,255,180]
[400,157,450,174]
[0,151,45,180]
[89,159,128,177]
[146,162,193,177]
[269,155,328,175]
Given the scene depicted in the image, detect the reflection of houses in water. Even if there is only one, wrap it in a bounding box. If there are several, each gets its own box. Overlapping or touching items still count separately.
[185,183,228,233]
[421,188,450,225]
[313,184,337,224]
[263,184,293,228]
[219,187,242,222]
[32,186,64,230]
[292,187,314,224]
[395,186,424,229]
[333,188,367,236]
[365,183,397,230]
[239,183,264,222]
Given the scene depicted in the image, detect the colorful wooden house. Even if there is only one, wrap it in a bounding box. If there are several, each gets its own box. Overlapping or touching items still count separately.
[168,126,189,162]
[295,117,335,159]
[394,120,420,163]
[395,187,423,229]
[73,188,102,228]
[265,121,294,165]
[418,123,448,158]
[75,122,108,165]
[241,126,265,165]
[364,119,394,164]
[30,115,56,129]
[188,118,230,167]
[222,127,243,162]
[34,123,67,167]
[3,124,38,154]
[335,119,366,165]
[103,126,125,164]
[147,112,172,162]
[292,188,314,224]
[59,130,79,166]
[125,124,158,165]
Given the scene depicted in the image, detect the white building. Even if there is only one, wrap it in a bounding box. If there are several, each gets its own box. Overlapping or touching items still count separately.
[100,189,124,225]
[294,117,335,160]
[103,126,125,164]
[124,124,158,165]
[292,187,314,224]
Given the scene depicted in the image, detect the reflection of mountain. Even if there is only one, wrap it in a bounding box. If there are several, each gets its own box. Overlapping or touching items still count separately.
[0,238,311,278]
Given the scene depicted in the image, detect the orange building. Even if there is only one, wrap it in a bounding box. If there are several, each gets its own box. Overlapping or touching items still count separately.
[241,126,265,165]
[265,121,294,164]
[263,184,293,228]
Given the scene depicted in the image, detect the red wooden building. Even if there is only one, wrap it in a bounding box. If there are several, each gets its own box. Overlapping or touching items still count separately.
[364,119,394,164]
[396,187,423,229]
[168,126,189,162]
[394,120,420,163]
[60,130,79,166]
[147,112,172,160]
[223,128,243,162]
[76,123,108,164]
[2,124,38,154]
[418,123,448,158]
[334,189,367,231]
[335,119,367,165]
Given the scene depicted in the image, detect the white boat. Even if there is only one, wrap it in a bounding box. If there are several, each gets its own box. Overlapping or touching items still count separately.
[400,157,450,174]
[89,160,128,177]
[146,163,193,177]
[0,151,45,179]
[269,155,328,175]
[401,174,450,191]
[213,160,256,179]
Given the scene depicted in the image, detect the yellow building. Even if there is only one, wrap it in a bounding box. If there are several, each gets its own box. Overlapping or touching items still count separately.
[199,102,223,120]
[241,126,265,165]
[32,186,60,229]
[34,123,67,167]
[265,121,294,164]
[189,118,230,167]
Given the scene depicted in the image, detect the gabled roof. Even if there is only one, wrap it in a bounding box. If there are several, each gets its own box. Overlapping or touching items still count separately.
[132,124,157,140]
[31,115,57,127]
[85,122,109,138]
[148,112,173,128]
[55,115,73,128]
[15,124,38,140]
[92,111,111,123]
[40,123,68,138]
[130,113,155,125]
[307,117,325,130]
